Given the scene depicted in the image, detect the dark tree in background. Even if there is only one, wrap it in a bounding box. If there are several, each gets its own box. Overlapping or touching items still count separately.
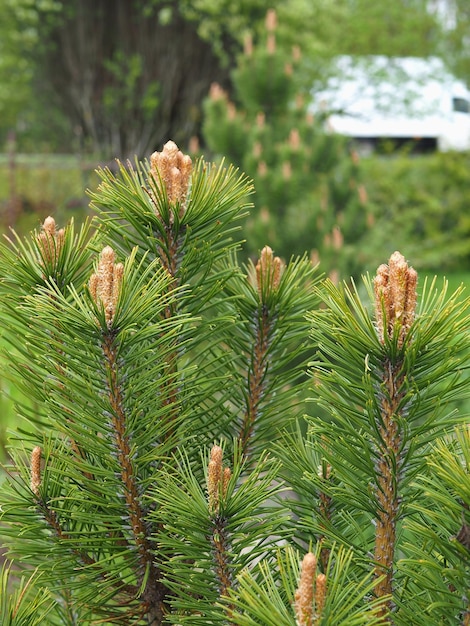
[32,1,234,158]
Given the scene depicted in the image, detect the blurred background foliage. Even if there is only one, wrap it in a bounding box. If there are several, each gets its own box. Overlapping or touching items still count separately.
[1,0,467,157]
[1,0,470,453]
[202,14,371,278]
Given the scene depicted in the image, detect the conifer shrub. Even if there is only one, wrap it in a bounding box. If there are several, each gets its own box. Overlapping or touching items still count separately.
[203,10,371,281]
[0,141,469,625]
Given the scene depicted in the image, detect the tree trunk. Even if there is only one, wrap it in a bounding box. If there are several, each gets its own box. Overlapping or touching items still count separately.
[37,0,233,158]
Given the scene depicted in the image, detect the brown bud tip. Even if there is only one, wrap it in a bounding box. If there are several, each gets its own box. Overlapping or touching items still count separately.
[30,446,42,496]
[314,573,327,620]
[374,251,417,347]
[266,8,277,31]
[282,161,292,180]
[98,246,116,301]
[37,217,65,267]
[163,140,178,156]
[302,552,317,576]
[332,226,343,250]
[292,45,301,62]
[222,466,231,497]
[289,128,300,150]
[43,216,56,236]
[112,263,124,307]
[89,273,99,302]
[244,33,253,56]
[150,140,193,213]
[89,246,123,327]
[294,552,317,626]
[208,445,224,515]
[210,444,223,465]
[255,245,283,297]
[100,245,115,262]
[209,82,227,101]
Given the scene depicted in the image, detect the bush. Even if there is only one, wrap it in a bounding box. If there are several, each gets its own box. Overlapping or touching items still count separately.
[360,150,470,273]
[0,141,469,625]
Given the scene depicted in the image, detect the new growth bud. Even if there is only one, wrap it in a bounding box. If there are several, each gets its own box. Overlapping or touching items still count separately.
[294,552,327,626]
[209,82,227,102]
[89,246,124,327]
[265,8,277,54]
[30,446,42,496]
[295,552,316,626]
[373,251,417,348]
[314,574,327,622]
[255,246,283,298]
[207,445,231,515]
[37,216,65,267]
[150,141,192,214]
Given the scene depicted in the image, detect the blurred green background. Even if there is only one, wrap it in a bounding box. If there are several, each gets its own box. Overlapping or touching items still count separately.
[1,0,470,454]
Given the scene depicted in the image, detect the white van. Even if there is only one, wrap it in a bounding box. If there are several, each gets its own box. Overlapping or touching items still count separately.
[313,56,470,153]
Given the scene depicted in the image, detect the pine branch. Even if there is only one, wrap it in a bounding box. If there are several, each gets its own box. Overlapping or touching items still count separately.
[154,444,287,623]
[100,332,166,622]
[87,245,178,622]
[318,455,334,571]
[239,247,280,457]
[0,217,97,431]
[373,254,429,615]
[240,302,271,454]
[228,544,387,625]
[283,251,470,621]
[207,445,236,619]
[219,249,319,459]
[372,356,406,613]
[1,239,192,622]
[397,425,470,624]
[31,455,139,602]
[90,145,255,456]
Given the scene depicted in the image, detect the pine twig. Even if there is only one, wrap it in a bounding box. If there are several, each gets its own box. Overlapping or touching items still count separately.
[372,252,417,616]
[207,445,235,621]
[29,447,139,600]
[240,246,283,458]
[148,141,192,445]
[90,247,167,623]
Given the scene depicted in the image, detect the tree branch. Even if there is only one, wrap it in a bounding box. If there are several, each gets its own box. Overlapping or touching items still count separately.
[102,332,167,624]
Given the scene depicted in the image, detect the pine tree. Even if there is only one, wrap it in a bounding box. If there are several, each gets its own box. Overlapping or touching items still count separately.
[0,141,319,624]
[203,9,372,280]
[277,254,470,625]
[0,141,469,625]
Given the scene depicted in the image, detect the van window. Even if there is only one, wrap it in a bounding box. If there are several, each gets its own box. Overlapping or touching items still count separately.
[452,97,469,113]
